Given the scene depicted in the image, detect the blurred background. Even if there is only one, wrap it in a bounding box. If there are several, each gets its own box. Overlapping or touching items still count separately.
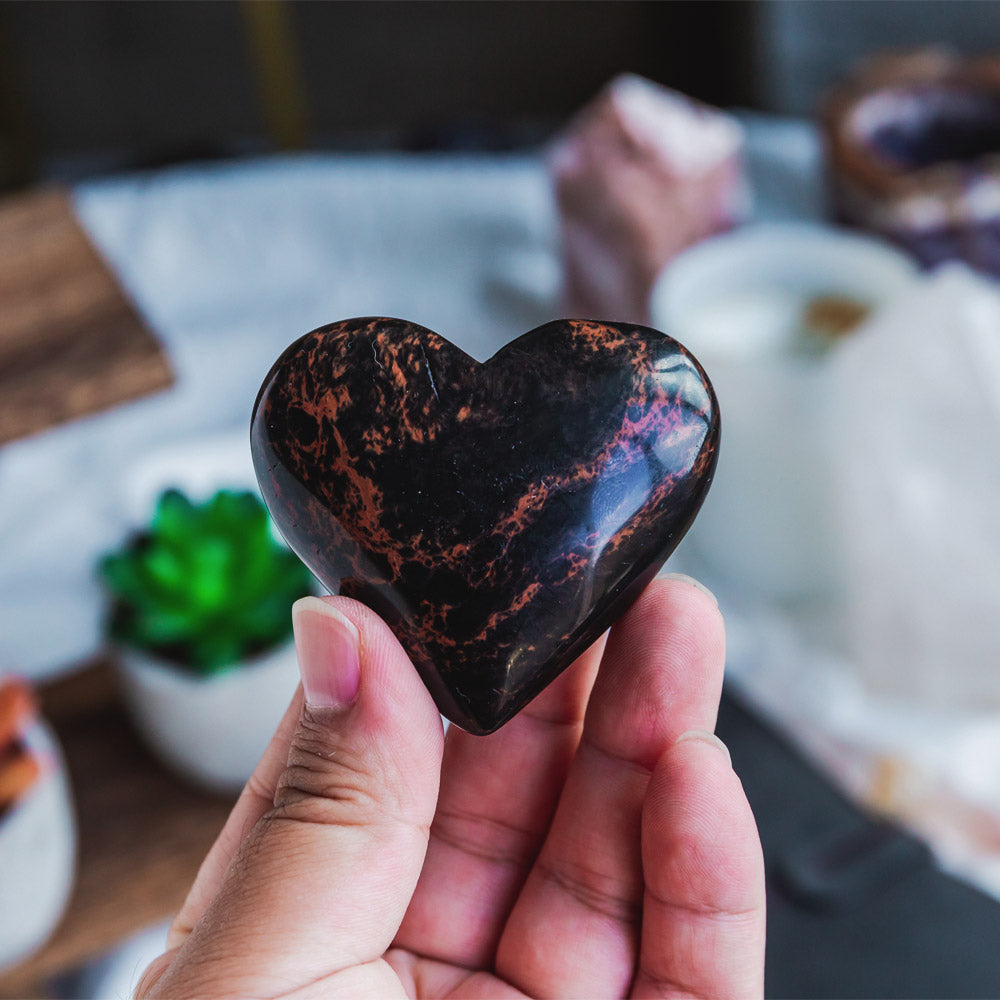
[1,0,998,189]
[3,1,1000,997]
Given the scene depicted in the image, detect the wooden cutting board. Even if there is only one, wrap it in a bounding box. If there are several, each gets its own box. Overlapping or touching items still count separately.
[0,187,173,446]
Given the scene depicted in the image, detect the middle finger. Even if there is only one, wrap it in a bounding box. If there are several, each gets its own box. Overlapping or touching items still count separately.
[495,577,726,998]
[394,636,604,968]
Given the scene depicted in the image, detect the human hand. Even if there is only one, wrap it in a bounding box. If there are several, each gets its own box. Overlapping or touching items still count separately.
[137,575,765,999]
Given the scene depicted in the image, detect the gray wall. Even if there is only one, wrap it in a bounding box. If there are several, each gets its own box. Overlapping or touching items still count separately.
[756,0,1000,116]
[0,2,751,187]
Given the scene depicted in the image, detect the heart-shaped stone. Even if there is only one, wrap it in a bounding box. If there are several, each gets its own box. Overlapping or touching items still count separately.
[251,318,719,734]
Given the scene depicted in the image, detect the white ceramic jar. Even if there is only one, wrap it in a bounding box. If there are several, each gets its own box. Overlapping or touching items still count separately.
[650,223,917,607]
[0,720,76,971]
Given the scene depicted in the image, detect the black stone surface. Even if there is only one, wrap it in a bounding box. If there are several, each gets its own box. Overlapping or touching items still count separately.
[251,317,719,734]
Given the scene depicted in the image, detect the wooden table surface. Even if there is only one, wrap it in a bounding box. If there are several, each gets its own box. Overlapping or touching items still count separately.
[0,663,236,999]
[0,187,173,446]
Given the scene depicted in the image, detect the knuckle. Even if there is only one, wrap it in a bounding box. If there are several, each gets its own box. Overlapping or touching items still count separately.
[270,707,382,823]
[431,805,539,868]
[536,855,641,925]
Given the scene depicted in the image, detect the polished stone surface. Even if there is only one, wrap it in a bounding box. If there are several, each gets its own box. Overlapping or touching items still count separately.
[251,318,719,734]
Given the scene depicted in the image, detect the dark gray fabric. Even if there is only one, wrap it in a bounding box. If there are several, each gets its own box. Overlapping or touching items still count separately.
[718,687,1000,999]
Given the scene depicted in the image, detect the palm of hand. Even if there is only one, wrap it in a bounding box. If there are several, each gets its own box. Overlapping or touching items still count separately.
[139,579,764,1000]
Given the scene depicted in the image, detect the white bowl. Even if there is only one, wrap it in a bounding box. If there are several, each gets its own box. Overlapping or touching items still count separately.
[0,720,77,971]
[650,223,917,606]
[116,640,299,793]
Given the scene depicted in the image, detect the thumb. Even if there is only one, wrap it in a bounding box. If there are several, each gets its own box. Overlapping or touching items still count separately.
[155,596,445,998]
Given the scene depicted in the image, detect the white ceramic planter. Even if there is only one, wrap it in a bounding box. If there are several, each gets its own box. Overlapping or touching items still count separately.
[116,640,300,793]
[112,431,309,793]
[0,721,76,971]
[650,223,917,606]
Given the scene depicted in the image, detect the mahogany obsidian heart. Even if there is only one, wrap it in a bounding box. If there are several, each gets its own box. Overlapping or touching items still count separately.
[251,318,719,734]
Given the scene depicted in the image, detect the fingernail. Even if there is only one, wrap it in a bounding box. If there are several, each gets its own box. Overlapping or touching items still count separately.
[292,597,361,709]
[660,572,719,608]
[675,728,731,766]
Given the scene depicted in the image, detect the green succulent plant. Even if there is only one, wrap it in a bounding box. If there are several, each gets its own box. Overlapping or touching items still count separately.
[100,489,314,676]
